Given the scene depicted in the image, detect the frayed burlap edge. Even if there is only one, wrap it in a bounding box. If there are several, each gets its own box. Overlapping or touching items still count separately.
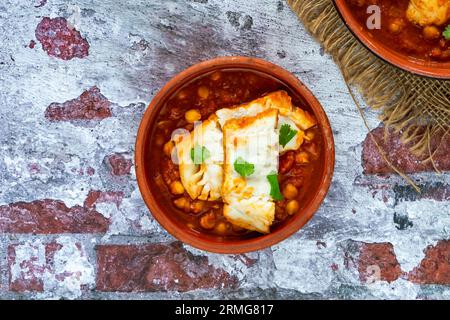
[288,0,449,166]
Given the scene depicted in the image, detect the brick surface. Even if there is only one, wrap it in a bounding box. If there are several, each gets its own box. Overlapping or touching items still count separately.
[35,17,89,60]
[393,183,450,203]
[8,243,45,292]
[8,239,94,295]
[1,0,449,300]
[96,242,238,292]
[34,0,47,8]
[408,240,450,284]
[104,154,132,176]
[0,199,109,234]
[83,190,124,209]
[234,254,258,268]
[355,242,403,283]
[362,127,450,174]
[45,87,112,122]
[357,181,450,207]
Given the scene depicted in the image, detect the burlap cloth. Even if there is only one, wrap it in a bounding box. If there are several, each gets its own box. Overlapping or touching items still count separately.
[287,0,449,167]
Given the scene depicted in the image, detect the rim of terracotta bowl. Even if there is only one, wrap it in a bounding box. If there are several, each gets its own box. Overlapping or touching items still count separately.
[334,0,450,79]
[135,56,335,254]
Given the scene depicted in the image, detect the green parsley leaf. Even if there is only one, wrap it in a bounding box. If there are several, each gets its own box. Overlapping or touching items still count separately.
[444,25,450,40]
[279,124,298,148]
[267,172,284,201]
[234,157,255,177]
[190,144,210,164]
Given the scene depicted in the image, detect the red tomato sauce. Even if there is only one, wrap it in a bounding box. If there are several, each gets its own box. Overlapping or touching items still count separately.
[147,69,324,239]
[347,0,450,61]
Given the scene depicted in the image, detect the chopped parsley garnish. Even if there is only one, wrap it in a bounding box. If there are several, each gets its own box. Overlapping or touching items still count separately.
[279,124,298,148]
[267,172,284,201]
[443,25,450,40]
[234,157,255,177]
[190,144,210,164]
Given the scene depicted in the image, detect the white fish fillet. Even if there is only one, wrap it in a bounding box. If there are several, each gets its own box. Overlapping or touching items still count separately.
[173,116,223,201]
[216,90,314,153]
[222,109,279,233]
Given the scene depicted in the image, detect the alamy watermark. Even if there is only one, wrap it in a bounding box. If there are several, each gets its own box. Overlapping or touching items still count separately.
[366,5,381,30]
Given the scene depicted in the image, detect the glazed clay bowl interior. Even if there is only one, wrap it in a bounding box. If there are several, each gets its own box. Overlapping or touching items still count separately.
[135,56,335,253]
[334,0,450,79]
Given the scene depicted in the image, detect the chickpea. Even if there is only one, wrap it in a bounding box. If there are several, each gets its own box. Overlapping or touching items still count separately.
[177,90,187,100]
[285,200,300,216]
[197,86,210,99]
[283,183,298,200]
[163,141,174,157]
[185,109,201,123]
[173,197,189,210]
[286,200,300,215]
[295,151,310,164]
[157,120,171,129]
[190,200,206,214]
[305,130,315,141]
[214,221,230,235]
[154,135,165,147]
[199,212,216,229]
[388,18,404,34]
[154,174,165,190]
[401,38,416,51]
[431,47,442,58]
[423,26,440,40]
[187,223,195,229]
[169,181,185,195]
[210,71,222,81]
[442,49,450,60]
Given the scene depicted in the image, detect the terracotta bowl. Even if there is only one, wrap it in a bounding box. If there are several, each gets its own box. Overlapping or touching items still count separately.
[334,0,450,79]
[135,56,335,253]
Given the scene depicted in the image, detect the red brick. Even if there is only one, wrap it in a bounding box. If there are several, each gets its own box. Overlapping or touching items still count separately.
[351,242,403,283]
[234,254,258,267]
[358,242,403,283]
[35,17,89,60]
[45,242,63,265]
[8,242,63,292]
[8,245,44,292]
[83,190,124,209]
[8,240,93,293]
[86,166,95,176]
[0,199,109,234]
[408,240,450,284]
[96,242,238,292]
[362,126,450,174]
[45,87,112,121]
[105,154,132,176]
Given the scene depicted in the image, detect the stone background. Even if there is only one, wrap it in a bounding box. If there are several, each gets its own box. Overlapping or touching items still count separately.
[0,0,449,300]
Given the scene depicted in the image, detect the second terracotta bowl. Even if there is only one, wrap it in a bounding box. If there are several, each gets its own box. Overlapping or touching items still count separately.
[334,0,450,79]
[135,57,335,253]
